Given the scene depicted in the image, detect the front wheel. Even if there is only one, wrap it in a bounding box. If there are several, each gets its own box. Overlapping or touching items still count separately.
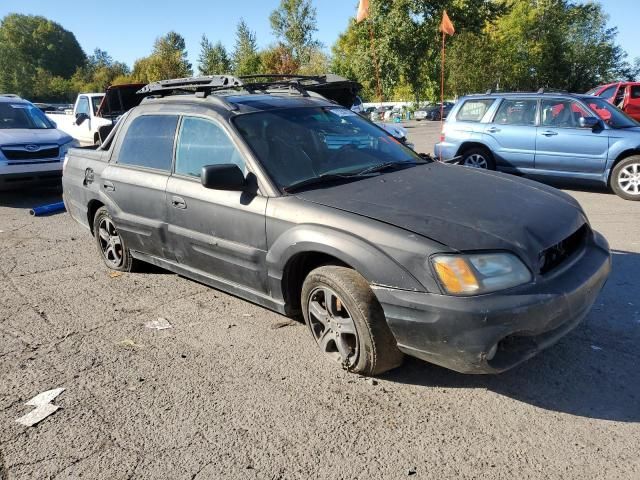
[611,156,640,201]
[461,148,496,170]
[301,266,403,376]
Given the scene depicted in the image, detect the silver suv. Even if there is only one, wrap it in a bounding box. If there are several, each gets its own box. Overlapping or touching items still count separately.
[435,91,640,201]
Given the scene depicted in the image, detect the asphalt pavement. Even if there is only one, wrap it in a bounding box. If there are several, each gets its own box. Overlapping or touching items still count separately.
[0,124,639,479]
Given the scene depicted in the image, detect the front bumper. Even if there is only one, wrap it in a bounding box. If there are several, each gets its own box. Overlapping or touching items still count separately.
[372,232,611,374]
[0,160,63,189]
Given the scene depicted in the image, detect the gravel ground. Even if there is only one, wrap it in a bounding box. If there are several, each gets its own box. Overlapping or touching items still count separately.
[1,123,639,479]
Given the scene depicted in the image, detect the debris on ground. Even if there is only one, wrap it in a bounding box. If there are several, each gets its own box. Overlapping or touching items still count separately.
[242,313,252,317]
[407,467,417,476]
[227,324,237,329]
[145,317,173,330]
[270,320,296,330]
[109,271,123,278]
[118,339,145,349]
[15,388,65,427]
[366,378,378,386]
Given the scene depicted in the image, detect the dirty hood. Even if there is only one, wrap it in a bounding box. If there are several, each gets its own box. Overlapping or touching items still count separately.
[295,163,587,270]
[0,128,73,146]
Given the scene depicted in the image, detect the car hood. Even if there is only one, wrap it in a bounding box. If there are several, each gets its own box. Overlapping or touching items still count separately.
[294,163,587,271]
[0,128,73,146]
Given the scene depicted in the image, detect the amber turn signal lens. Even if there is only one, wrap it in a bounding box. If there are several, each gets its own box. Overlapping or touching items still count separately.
[432,257,480,294]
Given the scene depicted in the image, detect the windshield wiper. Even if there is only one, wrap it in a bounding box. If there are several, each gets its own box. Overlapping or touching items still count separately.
[283,173,361,193]
[356,161,416,176]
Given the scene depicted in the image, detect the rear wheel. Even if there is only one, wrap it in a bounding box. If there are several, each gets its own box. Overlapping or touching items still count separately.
[301,266,403,376]
[93,207,134,271]
[611,155,640,201]
[461,147,496,170]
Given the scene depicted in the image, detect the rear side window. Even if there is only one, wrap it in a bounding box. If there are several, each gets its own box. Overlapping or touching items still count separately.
[598,85,617,100]
[631,86,640,99]
[456,99,494,122]
[175,117,245,178]
[493,99,538,126]
[118,115,179,171]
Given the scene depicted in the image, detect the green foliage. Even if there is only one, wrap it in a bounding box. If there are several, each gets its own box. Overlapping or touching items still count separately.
[447,0,635,94]
[198,36,232,75]
[331,0,500,102]
[0,13,85,101]
[269,0,320,65]
[71,49,130,93]
[232,19,262,76]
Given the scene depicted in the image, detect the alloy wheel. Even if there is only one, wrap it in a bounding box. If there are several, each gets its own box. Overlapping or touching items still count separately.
[307,287,359,368]
[97,217,124,268]
[464,153,489,169]
[618,162,640,196]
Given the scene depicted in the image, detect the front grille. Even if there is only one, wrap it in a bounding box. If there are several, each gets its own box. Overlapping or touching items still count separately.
[2,146,60,160]
[538,224,589,274]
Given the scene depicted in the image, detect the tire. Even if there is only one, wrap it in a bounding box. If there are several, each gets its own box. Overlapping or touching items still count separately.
[93,207,135,272]
[301,266,403,376]
[610,155,640,201]
[461,147,496,170]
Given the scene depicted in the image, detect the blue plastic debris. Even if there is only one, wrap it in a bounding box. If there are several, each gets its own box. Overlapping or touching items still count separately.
[29,201,66,217]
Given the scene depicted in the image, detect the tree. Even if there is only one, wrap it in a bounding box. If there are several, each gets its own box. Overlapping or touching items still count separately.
[269,0,320,65]
[331,0,501,102]
[134,31,193,83]
[198,35,232,75]
[0,13,85,99]
[260,45,300,75]
[71,48,130,93]
[232,19,261,76]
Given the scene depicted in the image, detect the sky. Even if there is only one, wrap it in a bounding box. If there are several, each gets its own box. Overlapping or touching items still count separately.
[0,0,637,71]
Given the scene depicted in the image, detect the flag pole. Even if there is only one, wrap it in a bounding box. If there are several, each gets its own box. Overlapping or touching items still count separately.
[440,29,445,142]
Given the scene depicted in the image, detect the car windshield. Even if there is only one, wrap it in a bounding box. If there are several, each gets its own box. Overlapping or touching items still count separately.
[0,102,54,129]
[582,97,639,129]
[234,106,424,190]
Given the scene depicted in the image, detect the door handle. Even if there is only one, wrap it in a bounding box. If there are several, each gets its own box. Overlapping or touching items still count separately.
[541,130,558,137]
[171,196,187,209]
[103,181,115,192]
[486,127,501,133]
[83,168,94,186]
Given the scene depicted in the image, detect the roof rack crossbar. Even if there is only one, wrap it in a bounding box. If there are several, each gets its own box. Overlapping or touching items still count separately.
[137,75,244,95]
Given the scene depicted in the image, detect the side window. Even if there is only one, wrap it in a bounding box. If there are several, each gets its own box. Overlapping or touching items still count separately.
[175,117,245,178]
[630,86,640,99]
[117,115,179,171]
[597,85,617,100]
[541,100,589,128]
[493,99,537,126]
[76,96,90,116]
[456,99,494,122]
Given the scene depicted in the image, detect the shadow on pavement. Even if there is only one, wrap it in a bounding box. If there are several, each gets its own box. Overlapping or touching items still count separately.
[384,250,640,423]
[0,183,62,209]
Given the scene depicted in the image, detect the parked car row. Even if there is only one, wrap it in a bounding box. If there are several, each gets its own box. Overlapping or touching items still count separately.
[435,89,640,201]
[415,102,455,121]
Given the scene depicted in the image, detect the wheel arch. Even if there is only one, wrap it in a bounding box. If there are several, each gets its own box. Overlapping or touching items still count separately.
[87,199,105,236]
[608,149,640,186]
[456,141,494,159]
[267,225,425,315]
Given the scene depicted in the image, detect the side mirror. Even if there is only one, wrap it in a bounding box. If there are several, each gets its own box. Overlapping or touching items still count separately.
[201,164,246,191]
[75,113,90,125]
[579,116,599,129]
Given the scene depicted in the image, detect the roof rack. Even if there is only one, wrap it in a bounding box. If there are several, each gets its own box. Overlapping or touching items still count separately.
[537,88,569,94]
[138,75,244,110]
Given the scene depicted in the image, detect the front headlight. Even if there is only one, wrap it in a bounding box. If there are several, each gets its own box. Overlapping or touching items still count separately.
[431,252,532,296]
[59,139,80,158]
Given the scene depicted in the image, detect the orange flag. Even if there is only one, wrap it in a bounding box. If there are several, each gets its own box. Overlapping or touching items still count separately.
[356,0,370,23]
[440,10,455,36]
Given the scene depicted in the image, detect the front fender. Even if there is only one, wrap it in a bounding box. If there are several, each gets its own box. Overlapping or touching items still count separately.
[266,224,426,297]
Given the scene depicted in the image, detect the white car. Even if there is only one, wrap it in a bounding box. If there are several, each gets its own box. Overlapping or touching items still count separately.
[0,95,78,188]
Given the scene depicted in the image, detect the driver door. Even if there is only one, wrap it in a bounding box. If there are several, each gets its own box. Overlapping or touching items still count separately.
[535,99,609,174]
[165,115,268,293]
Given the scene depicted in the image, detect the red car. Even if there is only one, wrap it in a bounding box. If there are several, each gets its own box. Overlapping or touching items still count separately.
[587,82,640,121]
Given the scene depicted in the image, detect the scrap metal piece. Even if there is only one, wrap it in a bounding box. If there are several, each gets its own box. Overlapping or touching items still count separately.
[15,388,65,427]
[145,318,173,330]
